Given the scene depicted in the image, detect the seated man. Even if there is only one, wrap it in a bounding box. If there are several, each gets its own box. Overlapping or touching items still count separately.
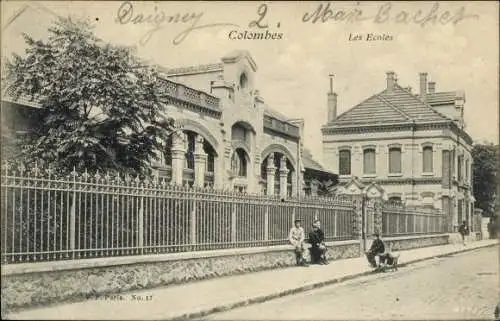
[365,233,385,268]
[308,220,328,264]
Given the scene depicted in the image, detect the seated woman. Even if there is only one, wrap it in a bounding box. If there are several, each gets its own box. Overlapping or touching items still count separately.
[365,233,386,268]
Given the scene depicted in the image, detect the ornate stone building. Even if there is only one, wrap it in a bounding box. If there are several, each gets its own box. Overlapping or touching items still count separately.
[2,50,336,197]
[322,72,474,231]
[148,50,337,196]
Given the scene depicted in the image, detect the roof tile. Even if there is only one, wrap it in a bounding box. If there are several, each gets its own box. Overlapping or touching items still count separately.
[328,84,452,127]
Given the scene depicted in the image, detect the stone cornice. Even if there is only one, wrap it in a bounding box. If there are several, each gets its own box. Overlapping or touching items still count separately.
[159,63,224,76]
[446,122,473,145]
[221,50,258,72]
[164,96,222,119]
[348,177,443,185]
[263,127,300,142]
[263,115,300,139]
[322,121,473,145]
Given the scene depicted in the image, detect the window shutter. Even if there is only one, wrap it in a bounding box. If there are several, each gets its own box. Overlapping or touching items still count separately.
[423,146,433,173]
[363,149,376,174]
[339,150,351,175]
[389,148,402,173]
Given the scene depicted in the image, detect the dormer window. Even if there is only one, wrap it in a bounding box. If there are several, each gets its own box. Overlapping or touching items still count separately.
[239,72,248,90]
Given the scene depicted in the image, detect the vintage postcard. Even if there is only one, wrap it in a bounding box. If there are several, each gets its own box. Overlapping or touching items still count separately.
[1,1,499,320]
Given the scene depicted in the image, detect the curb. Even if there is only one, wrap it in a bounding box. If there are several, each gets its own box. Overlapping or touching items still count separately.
[169,242,498,320]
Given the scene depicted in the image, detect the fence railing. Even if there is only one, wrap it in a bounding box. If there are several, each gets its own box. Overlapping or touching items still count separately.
[1,164,356,264]
[382,203,446,237]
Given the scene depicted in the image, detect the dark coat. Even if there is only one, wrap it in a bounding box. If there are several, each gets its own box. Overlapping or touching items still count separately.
[309,228,325,246]
[458,224,470,236]
[369,238,385,254]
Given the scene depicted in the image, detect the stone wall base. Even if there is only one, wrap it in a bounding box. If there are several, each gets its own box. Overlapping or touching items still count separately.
[2,241,360,311]
[383,234,450,251]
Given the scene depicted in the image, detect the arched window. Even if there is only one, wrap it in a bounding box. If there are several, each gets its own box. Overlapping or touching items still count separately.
[160,135,173,166]
[231,148,247,177]
[239,73,248,90]
[203,141,216,173]
[388,147,402,173]
[185,131,196,170]
[339,150,351,175]
[423,146,433,173]
[363,149,376,174]
[457,155,464,181]
[465,159,469,182]
[388,196,402,205]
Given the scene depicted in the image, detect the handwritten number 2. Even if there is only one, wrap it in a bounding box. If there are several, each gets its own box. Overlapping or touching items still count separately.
[249,4,268,29]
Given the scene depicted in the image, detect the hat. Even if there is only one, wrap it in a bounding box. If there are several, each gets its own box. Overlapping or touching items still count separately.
[373,232,380,237]
[294,219,302,223]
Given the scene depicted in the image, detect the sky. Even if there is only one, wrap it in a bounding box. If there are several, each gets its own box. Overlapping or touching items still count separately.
[2,1,498,164]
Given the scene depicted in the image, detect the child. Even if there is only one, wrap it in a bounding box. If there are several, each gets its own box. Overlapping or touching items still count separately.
[289,219,307,266]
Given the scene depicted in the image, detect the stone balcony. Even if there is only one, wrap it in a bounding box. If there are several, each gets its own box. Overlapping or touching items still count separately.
[158,77,222,117]
[263,115,300,139]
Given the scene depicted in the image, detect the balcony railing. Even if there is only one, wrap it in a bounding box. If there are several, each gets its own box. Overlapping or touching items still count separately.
[158,78,221,112]
[263,115,300,138]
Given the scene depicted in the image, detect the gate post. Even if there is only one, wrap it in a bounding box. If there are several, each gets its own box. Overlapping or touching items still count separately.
[231,202,237,243]
[374,199,383,235]
[190,192,197,246]
[352,195,364,256]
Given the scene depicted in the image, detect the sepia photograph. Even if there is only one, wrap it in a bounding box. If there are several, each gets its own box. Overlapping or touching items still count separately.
[1,1,499,320]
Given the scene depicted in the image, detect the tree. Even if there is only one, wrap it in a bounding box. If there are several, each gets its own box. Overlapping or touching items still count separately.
[4,17,174,175]
[315,178,338,197]
[472,143,498,217]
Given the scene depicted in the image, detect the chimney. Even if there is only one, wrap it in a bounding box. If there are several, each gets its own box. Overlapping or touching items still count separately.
[327,74,337,122]
[419,72,428,98]
[428,81,436,94]
[386,71,396,93]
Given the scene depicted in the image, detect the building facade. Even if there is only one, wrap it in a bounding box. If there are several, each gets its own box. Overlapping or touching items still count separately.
[2,50,335,197]
[322,72,474,231]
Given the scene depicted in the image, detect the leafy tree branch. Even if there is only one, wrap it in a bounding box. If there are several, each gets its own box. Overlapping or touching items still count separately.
[4,17,175,175]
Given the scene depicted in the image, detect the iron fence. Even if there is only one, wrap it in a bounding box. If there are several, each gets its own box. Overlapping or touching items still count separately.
[1,164,356,264]
[382,203,446,237]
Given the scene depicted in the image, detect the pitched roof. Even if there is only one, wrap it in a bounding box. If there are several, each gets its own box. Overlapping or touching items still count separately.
[221,50,258,71]
[328,84,452,127]
[263,105,294,123]
[301,149,337,176]
[301,149,324,171]
[425,91,462,105]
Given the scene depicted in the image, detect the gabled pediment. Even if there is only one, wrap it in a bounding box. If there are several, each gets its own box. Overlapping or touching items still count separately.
[221,50,258,72]
[364,182,385,198]
[339,177,365,194]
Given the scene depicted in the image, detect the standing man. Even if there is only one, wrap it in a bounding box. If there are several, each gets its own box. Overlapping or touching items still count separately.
[458,220,470,245]
[365,233,385,268]
[289,219,307,266]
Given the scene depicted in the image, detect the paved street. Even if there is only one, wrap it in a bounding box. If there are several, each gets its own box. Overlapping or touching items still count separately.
[207,246,499,320]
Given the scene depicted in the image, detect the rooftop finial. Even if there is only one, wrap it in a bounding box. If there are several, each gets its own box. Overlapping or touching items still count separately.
[329,74,334,93]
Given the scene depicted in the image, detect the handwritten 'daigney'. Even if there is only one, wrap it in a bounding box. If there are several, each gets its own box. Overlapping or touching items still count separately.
[115,1,480,46]
[115,1,239,46]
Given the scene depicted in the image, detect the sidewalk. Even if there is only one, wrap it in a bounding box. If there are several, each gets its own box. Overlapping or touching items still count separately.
[6,239,498,320]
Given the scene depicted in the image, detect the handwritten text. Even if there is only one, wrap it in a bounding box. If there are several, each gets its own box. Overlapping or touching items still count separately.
[115,1,238,45]
[302,2,479,27]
